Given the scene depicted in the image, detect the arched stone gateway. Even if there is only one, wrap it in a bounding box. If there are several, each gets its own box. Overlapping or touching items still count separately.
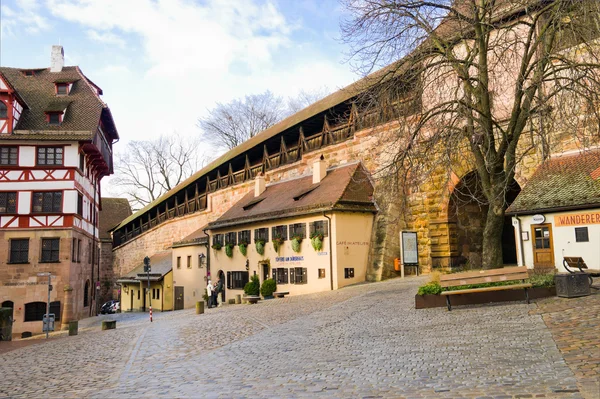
[446,171,521,269]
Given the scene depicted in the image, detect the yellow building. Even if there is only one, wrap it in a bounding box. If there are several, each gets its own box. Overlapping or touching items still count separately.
[206,158,377,299]
[117,252,173,312]
[171,231,209,310]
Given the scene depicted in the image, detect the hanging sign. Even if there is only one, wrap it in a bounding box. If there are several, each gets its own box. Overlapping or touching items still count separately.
[401,231,419,265]
[532,214,546,224]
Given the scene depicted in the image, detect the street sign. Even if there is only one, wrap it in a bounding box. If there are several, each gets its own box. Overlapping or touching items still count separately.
[43,314,55,332]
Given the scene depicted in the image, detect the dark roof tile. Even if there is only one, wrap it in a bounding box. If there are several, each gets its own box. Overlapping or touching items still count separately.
[99,198,132,240]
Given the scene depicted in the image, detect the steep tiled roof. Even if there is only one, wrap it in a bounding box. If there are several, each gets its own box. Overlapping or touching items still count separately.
[117,251,172,283]
[208,162,377,230]
[0,66,118,140]
[507,151,600,215]
[99,198,132,240]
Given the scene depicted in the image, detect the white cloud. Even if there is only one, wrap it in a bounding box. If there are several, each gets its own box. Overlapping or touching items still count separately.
[1,0,50,36]
[87,30,126,49]
[43,0,357,145]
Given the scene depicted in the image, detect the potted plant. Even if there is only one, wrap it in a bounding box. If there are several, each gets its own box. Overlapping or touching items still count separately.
[291,235,303,253]
[239,239,248,257]
[255,238,266,255]
[211,242,222,251]
[310,231,324,251]
[260,278,277,299]
[225,242,234,258]
[272,234,285,253]
[244,274,260,296]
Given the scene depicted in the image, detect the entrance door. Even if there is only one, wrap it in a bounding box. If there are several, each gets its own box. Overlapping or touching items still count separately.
[261,262,270,282]
[174,286,184,310]
[130,290,134,312]
[532,224,554,268]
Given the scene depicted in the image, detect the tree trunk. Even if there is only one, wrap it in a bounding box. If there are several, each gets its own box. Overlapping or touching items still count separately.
[481,201,505,270]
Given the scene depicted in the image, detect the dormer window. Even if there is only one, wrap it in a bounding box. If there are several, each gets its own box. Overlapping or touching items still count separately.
[21,70,35,77]
[48,112,62,125]
[56,83,69,95]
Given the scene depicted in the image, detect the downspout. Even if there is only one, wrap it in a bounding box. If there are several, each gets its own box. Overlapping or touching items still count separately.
[323,212,333,291]
[515,215,525,267]
[203,227,211,280]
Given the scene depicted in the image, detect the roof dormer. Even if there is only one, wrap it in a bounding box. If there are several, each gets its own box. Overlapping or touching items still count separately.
[45,101,71,126]
[54,79,77,96]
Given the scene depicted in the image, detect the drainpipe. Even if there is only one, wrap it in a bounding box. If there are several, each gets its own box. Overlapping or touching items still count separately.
[515,215,525,267]
[203,227,211,280]
[323,212,333,291]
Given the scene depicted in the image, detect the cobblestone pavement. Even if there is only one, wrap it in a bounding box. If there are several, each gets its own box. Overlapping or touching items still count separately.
[531,291,600,399]
[0,277,594,398]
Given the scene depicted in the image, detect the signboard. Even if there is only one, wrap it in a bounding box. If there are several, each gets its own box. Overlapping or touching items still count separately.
[401,231,419,265]
[555,212,600,227]
[43,314,55,332]
[532,214,546,224]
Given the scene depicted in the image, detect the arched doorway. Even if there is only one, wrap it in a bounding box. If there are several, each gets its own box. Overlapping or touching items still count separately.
[448,171,521,268]
[218,270,225,303]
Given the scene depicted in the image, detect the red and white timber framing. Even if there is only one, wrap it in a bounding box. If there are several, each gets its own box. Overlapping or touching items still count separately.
[0,73,24,134]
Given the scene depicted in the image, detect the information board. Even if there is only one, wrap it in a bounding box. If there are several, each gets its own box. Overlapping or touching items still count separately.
[401,231,419,265]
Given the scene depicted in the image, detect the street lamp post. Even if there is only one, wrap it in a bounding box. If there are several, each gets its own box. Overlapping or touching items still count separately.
[37,272,52,339]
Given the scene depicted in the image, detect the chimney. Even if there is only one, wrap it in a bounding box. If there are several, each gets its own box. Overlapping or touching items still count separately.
[313,155,327,184]
[50,45,64,73]
[255,172,266,197]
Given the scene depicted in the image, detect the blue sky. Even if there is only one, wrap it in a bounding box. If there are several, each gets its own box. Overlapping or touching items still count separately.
[0,0,359,146]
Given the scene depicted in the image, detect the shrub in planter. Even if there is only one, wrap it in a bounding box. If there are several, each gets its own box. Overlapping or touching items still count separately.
[255,239,265,255]
[260,278,277,298]
[239,240,248,257]
[225,243,234,258]
[310,232,324,251]
[272,235,285,253]
[244,274,260,296]
[211,242,222,251]
[417,282,442,295]
[291,235,303,253]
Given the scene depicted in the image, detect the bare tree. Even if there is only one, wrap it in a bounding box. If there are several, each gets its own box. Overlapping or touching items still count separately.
[341,0,600,268]
[287,87,331,114]
[198,91,287,150]
[112,135,206,209]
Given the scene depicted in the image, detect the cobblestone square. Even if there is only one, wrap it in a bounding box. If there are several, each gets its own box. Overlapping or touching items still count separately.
[0,277,597,398]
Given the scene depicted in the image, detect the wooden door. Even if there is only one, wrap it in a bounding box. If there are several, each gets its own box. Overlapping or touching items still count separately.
[174,286,184,310]
[532,224,554,268]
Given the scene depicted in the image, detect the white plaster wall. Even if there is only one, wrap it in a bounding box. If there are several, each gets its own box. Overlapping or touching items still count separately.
[64,145,78,167]
[18,191,30,214]
[63,190,78,214]
[20,146,35,167]
[516,210,600,269]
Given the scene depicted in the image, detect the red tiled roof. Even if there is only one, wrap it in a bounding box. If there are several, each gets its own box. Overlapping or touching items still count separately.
[0,66,118,140]
[208,162,377,229]
[507,150,600,215]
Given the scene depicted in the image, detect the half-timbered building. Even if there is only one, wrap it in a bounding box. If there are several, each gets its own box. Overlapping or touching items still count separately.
[0,46,119,338]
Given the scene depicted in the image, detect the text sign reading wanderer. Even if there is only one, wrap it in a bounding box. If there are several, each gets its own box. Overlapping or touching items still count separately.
[554,212,600,227]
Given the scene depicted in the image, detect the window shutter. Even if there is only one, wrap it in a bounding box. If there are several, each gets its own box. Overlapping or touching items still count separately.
[302,268,307,284]
[309,222,315,236]
[227,271,231,289]
[284,268,289,284]
[242,271,249,287]
[290,268,295,285]
[323,220,329,237]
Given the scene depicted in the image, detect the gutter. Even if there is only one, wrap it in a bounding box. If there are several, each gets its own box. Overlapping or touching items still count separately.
[323,212,334,291]
[506,202,600,216]
[203,226,211,280]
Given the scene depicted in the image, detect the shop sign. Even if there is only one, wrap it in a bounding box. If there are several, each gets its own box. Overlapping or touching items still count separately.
[555,211,600,227]
[532,214,546,224]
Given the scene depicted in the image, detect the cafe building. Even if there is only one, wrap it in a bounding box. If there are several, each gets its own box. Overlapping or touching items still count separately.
[507,150,600,271]
[206,158,378,298]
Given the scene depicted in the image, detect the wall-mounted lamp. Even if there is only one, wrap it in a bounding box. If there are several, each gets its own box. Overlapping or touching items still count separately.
[123,285,129,294]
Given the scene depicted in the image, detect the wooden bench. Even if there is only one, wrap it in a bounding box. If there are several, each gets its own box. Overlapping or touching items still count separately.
[273,291,289,298]
[563,257,599,290]
[440,266,532,311]
[243,296,260,304]
[101,320,117,330]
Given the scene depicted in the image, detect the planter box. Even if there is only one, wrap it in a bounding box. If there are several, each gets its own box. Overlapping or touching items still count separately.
[555,273,590,298]
[415,287,556,309]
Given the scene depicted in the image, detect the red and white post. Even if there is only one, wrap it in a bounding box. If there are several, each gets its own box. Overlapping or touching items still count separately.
[149,306,153,322]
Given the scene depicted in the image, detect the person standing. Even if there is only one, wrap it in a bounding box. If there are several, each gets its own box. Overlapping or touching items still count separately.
[206,280,214,308]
